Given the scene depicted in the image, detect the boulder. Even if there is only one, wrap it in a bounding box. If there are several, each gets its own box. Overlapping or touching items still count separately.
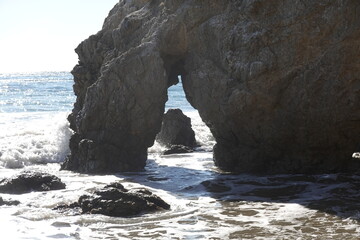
[156,109,196,149]
[54,182,170,217]
[63,0,360,174]
[0,171,66,194]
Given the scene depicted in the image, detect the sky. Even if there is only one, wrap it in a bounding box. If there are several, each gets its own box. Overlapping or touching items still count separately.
[0,0,118,73]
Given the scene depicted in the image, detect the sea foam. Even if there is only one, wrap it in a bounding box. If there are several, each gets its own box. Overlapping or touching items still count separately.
[0,112,72,168]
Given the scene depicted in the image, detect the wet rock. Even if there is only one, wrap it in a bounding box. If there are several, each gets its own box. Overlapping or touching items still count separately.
[156,109,196,149]
[0,196,20,206]
[0,171,66,194]
[147,176,169,182]
[163,145,194,155]
[238,209,259,217]
[104,182,128,192]
[64,0,360,174]
[201,180,232,193]
[51,222,72,228]
[55,182,170,217]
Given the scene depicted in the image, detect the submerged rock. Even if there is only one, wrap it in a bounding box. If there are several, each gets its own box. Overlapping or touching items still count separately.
[0,171,66,194]
[63,0,360,174]
[54,182,170,217]
[156,109,196,149]
[0,196,20,206]
[201,180,232,193]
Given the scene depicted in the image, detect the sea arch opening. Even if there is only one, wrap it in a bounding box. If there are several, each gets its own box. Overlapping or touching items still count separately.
[165,76,215,151]
[148,54,215,155]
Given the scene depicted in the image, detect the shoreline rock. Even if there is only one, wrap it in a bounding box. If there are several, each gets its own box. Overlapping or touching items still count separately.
[54,182,170,217]
[0,171,66,194]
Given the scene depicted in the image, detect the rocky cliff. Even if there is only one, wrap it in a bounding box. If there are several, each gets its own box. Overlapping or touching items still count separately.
[62,0,360,174]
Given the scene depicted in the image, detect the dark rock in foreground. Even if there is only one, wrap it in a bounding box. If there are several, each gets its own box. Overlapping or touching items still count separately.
[0,196,20,206]
[0,171,66,194]
[156,109,196,149]
[54,182,170,217]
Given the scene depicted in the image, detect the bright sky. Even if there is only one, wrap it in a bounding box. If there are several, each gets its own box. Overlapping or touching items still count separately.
[0,0,118,73]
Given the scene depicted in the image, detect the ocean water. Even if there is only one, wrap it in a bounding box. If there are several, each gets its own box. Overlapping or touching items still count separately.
[0,72,74,169]
[0,72,360,239]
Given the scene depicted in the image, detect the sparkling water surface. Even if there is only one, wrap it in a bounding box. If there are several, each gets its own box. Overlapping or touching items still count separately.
[0,72,359,239]
[0,72,74,113]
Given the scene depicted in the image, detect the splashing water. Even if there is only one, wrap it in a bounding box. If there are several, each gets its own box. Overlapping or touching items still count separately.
[0,112,72,168]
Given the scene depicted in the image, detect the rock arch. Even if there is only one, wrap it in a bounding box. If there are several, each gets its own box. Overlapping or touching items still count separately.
[62,0,360,174]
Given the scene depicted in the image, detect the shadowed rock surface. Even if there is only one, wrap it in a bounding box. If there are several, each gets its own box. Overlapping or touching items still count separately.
[0,196,20,206]
[0,171,66,194]
[54,182,170,217]
[156,108,196,149]
[63,0,360,174]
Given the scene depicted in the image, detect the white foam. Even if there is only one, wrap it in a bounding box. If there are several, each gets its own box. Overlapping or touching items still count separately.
[1,159,360,239]
[0,112,72,168]
[185,111,215,150]
[148,140,167,154]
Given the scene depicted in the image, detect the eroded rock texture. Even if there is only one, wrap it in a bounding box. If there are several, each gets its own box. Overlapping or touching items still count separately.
[0,171,66,194]
[54,182,170,217]
[63,0,360,174]
[156,108,196,148]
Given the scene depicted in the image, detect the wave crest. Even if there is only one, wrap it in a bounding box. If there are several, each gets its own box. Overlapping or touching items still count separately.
[0,112,72,168]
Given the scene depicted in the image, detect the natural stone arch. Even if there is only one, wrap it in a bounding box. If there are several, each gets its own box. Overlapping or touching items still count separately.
[62,0,360,174]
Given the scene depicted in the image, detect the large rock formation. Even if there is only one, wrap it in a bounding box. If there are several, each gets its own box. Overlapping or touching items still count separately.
[63,0,360,174]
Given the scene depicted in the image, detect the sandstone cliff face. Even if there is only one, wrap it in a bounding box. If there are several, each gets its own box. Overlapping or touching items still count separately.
[63,0,360,173]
